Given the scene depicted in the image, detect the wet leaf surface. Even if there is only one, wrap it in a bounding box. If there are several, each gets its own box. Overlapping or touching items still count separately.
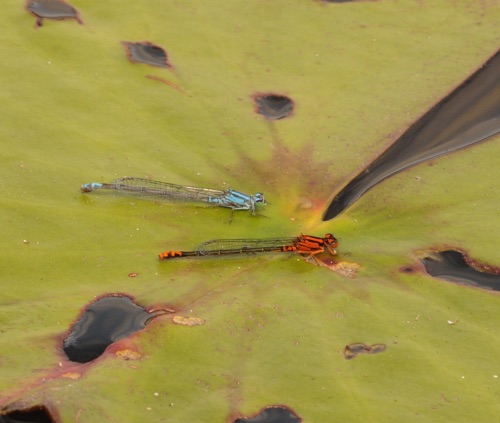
[0,406,55,423]
[254,94,294,120]
[122,41,171,68]
[25,0,82,27]
[63,296,164,363]
[421,250,500,291]
[234,406,301,423]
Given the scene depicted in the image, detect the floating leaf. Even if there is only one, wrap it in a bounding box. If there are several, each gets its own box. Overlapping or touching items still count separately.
[1,1,499,422]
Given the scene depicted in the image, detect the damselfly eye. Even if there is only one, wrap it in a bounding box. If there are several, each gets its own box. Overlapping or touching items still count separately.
[255,193,266,203]
[325,233,339,247]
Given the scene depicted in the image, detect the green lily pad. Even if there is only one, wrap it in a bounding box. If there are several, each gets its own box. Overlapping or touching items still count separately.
[1,1,499,422]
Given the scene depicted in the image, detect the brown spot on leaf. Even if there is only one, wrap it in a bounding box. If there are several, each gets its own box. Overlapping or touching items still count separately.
[173,316,205,326]
[307,255,360,277]
[400,266,415,273]
[344,342,387,359]
[61,372,81,380]
[115,349,142,360]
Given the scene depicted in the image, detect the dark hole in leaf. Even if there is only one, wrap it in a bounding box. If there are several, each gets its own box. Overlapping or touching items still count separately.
[234,406,301,423]
[421,250,500,291]
[63,295,164,363]
[344,342,387,359]
[323,50,500,220]
[122,41,171,68]
[254,94,294,120]
[25,0,83,27]
[0,405,55,423]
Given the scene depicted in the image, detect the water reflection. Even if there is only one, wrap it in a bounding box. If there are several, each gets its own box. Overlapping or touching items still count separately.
[0,405,55,423]
[63,296,164,363]
[254,94,294,120]
[421,250,500,291]
[25,0,83,27]
[234,406,301,423]
[122,41,171,68]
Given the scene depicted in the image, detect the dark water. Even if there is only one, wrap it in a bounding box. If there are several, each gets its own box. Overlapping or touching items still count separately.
[344,343,387,360]
[254,94,294,120]
[122,41,170,68]
[26,0,82,26]
[235,406,301,423]
[421,250,500,291]
[323,51,500,220]
[0,406,54,423]
[63,296,163,363]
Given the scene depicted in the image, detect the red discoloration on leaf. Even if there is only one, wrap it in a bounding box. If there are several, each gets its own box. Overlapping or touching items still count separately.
[145,75,185,93]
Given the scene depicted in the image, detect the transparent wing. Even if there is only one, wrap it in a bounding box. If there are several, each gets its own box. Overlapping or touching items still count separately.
[109,177,225,202]
[196,237,298,253]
